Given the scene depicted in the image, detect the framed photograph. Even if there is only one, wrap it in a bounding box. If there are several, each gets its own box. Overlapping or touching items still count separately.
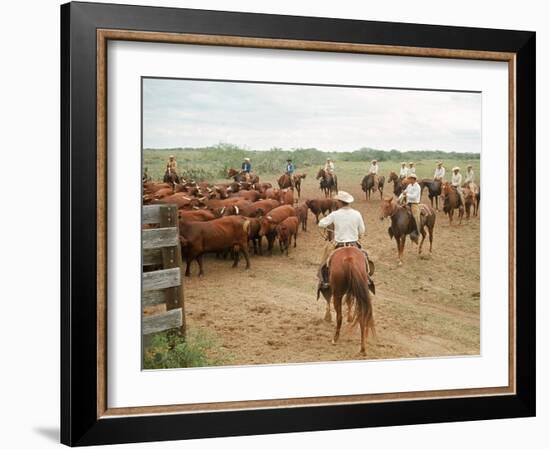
[61,1,535,446]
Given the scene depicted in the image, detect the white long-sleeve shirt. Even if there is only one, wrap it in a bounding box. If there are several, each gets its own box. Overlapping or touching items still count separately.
[399,166,408,177]
[464,169,474,183]
[451,172,462,187]
[402,182,421,204]
[369,164,379,175]
[318,207,365,243]
[407,166,416,176]
[434,167,445,179]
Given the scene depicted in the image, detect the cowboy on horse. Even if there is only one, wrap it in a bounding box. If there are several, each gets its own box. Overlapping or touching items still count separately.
[285,158,296,188]
[398,173,422,242]
[324,157,335,175]
[368,159,380,189]
[317,191,374,292]
[434,160,445,181]
[164,155,180,184]
[399,162,408,180]
[451,166,465,206]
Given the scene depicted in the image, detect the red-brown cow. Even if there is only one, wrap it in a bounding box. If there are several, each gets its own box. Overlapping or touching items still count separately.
[294,203,309,232]
[219,200,260,218]
[276,216,299,256]
[253,199,280,216]
[305,198,339,223]
[258,205,296,255]
[235,190,261,202]
[179,216,251,276]
[178,209,217,222]
[143,182,172,195]
[156,193,205,209]
[280,188,295,205]
[247,217,263,255]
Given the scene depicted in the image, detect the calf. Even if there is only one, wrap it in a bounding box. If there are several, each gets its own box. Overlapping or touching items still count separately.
[305,198,339,223]
[280,188,295,205]
[294,203,309,231]
[276,216,299,256]
[247,217,263,255]
[258,205,296,255]
[179,216,251,276]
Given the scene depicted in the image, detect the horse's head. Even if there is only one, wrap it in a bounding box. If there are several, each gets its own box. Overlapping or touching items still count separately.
[379,196,396,220]
[316,168,325,179]
[388,172,397,182]
[226,168,238,178]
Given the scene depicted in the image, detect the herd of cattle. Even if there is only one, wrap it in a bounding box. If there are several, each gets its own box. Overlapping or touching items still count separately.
[143,168,479,276]
[143,171,341,276]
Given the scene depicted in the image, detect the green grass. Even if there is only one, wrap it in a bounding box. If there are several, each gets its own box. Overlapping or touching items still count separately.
[142,145,479,183]
[143,328,232,369]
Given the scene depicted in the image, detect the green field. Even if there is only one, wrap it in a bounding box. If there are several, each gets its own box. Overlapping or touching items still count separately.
[143,146,480,184]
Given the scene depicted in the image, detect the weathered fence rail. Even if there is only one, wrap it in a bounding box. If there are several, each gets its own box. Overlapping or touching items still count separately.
[142,204,186,337]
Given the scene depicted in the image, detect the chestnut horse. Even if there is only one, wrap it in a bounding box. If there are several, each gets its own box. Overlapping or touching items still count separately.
[379,197,436,264]
[387,171,404,196]
[361,173,385,200]
[316,168,338,198]
[323,247,375,355]
[441,182,465,225]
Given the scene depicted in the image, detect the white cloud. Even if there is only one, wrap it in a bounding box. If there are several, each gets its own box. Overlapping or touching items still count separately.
[143,78,481,153]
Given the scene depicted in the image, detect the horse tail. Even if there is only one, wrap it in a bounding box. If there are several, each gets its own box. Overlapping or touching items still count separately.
[344,257,376,337]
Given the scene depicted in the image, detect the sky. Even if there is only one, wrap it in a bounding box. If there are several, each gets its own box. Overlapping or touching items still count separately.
[142,78,481,153]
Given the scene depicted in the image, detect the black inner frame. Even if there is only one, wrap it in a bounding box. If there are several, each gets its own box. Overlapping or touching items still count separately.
[61,2,535,446]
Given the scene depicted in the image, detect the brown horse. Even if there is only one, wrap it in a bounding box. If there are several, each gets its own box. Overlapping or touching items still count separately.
[441,182,465,225]
[387,171,405,196]
[322,247,375,355]
[277,173,292,189]
[227,168,259,184]
[462,185,479,219]
[361,173,385,200]
[316,169,338,198]
[379,197,436,264]
[419,179,442,210]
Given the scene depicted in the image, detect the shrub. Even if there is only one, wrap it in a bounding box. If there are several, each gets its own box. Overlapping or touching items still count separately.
[143,328,230,369]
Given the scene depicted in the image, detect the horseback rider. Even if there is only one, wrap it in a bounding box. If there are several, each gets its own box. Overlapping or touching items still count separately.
[324,158,335,175]
[398,173,422,242]
[368,159,380,188]
[241,157,252,182]
[464,164,478,193]
[407,162,416,177]
[434,160,445,181]
[317,191,372,290]
[451,166,465,206]
[285,158,296,188]
[399,162,408,180]
[165,155,180,183]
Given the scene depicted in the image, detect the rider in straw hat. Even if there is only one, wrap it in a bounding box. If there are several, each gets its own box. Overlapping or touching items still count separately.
[399,162,407,180]
[451,166,465,206]
[463,164,478,193]
[434,160,445,181]
[368,159,380,188]
[324,157,335,175]
[398,173,422,243]
[166,154,178,174]
[317,191,372,291]
[407,162,416,177]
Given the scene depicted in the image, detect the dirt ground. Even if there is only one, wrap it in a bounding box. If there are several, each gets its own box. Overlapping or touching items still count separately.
[152,162,480,366]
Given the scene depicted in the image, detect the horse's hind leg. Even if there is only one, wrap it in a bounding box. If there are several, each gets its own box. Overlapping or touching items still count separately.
[419,227,426,254]
[429,225,434,252]
[324,298,332,322]
[345,293,353,323]
[359,313,366,355]
[332,295,343,344]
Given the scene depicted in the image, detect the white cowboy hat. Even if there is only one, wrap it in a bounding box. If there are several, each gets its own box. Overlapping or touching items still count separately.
[371,159,377,163]
[467,164,473,168]
[326,157,331,161]
[437,160,443,165]
[244,157,250,161]
[334,191,354,204]
[408,173,417,179]
[409,162,414,165]
[452,166,460,171]
[401,162,406,165]
[169,155,175,158]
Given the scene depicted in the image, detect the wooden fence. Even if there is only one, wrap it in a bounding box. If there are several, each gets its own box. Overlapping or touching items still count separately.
[142,204,186,337]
